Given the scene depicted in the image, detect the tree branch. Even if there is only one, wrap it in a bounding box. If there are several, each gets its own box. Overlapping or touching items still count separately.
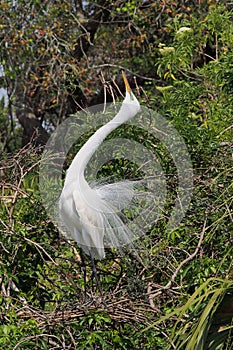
[147,219,207,305]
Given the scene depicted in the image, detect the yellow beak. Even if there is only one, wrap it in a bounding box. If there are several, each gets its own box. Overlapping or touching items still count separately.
[122,71,131,93]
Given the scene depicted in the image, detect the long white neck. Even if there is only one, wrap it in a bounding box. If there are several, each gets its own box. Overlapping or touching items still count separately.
[64,94,140,188]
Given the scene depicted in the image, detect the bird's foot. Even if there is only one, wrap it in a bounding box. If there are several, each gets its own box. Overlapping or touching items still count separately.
[82,295,107,308]
[82,297,95,307]
[95,295,107,308]
[100,299,107,308]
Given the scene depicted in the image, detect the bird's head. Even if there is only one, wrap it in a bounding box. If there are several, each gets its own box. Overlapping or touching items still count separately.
[122,71,140,105]
[115,71,140,122]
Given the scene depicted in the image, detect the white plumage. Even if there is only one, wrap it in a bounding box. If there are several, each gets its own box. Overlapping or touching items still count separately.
[59,72,141,260]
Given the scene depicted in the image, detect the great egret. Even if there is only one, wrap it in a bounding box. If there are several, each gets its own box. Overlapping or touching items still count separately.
[59,72,142,299]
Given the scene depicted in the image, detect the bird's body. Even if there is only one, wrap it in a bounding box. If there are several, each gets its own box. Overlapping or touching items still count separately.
[59,72,141,260]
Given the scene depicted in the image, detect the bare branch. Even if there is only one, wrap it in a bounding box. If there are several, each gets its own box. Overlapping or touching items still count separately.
[147,219,207,301]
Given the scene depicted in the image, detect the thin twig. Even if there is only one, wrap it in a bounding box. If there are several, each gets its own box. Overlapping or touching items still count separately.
[147,219,207,300]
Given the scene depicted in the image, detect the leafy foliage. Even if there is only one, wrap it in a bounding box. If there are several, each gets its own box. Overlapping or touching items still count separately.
[1,1,233,349]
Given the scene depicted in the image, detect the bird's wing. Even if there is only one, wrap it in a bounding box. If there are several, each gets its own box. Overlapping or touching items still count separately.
[59,190,82,240]
[94,179,145,211]
[93,179,147,250]
[72,189,106,259]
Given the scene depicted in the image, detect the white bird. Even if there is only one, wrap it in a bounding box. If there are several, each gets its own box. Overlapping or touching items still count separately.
[59,72,141,267]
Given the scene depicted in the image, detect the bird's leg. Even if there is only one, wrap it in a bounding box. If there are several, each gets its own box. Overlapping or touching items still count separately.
[89,252,107,307]
[79,248,88,304]
[89,252,101,294]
